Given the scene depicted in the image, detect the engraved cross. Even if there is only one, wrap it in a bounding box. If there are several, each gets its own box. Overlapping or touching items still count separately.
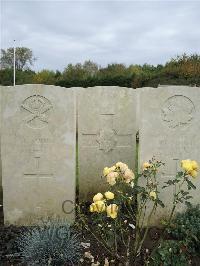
[24,139,53,178]
[81,113,133,153]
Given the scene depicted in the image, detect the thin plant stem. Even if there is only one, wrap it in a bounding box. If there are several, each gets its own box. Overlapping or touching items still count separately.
[77,208,115,257]
[149,175,188,259]
[136,203,156,256]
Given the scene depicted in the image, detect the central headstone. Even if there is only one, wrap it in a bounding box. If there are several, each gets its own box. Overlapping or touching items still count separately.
[78,86,138,200]
[1,85,76,225]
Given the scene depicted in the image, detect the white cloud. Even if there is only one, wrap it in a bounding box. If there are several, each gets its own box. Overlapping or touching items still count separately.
[1,0,200,71]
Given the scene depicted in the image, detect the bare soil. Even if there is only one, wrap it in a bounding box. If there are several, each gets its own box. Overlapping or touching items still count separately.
[0,207,199,266]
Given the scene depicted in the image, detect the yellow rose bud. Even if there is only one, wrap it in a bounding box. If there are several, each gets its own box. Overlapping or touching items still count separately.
[93,193,104,202]
[103,167,110,176]
[143,162,151,170]
[105,191,114,200]
[90,203,97,212]
[95,200,106,213]
[106,204,118,219]
[149,191,157,200]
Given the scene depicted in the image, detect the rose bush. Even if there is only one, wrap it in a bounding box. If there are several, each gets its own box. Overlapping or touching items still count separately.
[77,158,198,265]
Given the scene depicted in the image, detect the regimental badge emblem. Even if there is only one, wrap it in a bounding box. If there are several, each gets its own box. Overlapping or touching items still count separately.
[21,95,53,129]
[161,95,195,128]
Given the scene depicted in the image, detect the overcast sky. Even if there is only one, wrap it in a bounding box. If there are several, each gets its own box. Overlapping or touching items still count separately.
[1,0,200,71]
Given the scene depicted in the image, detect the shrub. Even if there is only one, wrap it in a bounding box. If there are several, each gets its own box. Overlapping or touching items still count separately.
[17,219,82,265]
[150,240,189,266]
[168,205,200,255]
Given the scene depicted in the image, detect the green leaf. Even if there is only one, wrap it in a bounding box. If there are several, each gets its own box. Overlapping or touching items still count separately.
[186,179,196,190]
[157,199,165,208]
[177,172,183,178]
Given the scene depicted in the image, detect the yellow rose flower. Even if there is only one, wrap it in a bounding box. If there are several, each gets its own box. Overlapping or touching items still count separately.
[116,162,128,172]
[181,159,199,177]
[124,169,135,183]
[95,200,106,213]
[105,191,114,200]
[143,162,151,171]
[188,169,198,178]
[116,162,123,168]
[110,166,116,171]
[106,204,118,219]
[106,172,118,186]
[103,166,116,176]
[149,191,157,200]
[181,160,193,172]
[191,160,199,171]
[90,203,97,212]
[181,159,187,165]
[93,193,104,202]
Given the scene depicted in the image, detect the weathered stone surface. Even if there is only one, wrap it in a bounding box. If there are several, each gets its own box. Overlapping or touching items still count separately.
[0,86,2,205]
[1,85,76,225]
[78,86,138,200]
[139,85,200,225]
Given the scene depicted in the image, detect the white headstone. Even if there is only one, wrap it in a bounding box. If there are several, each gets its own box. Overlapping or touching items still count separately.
[1,85,76,225]
[0,86,2,205]
[78,86,138,200]
[139,86,200,225]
